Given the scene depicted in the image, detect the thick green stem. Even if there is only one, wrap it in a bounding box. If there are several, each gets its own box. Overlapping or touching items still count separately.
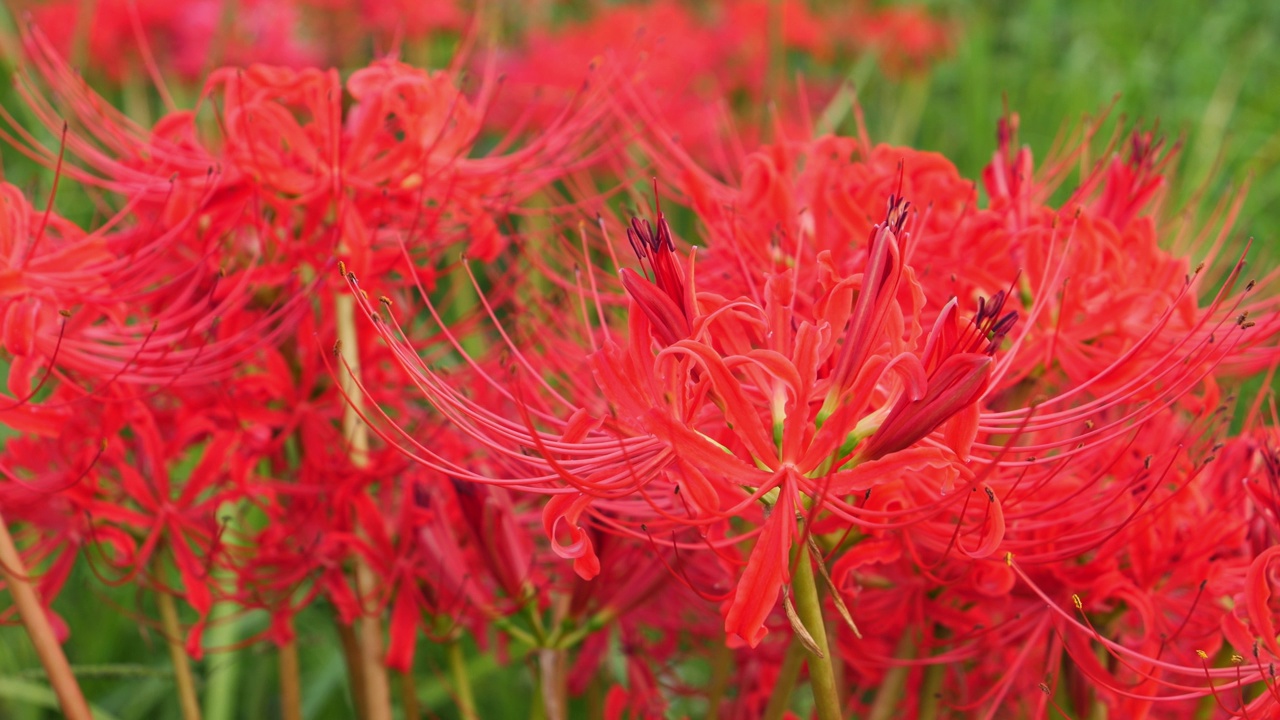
[155,576,202,720]
[0,513,92,720]
[448,640,478,720]
[791,549,843,720]
[762,634,807,720]
[279,639,302,720]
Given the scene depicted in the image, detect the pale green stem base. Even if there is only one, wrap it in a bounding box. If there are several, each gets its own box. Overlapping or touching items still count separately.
[762,635,808,720]
[868,633,913,720]
[792,545,843,720]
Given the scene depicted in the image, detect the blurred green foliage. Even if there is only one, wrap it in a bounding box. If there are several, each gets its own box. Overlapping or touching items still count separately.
[872,1,1280,256]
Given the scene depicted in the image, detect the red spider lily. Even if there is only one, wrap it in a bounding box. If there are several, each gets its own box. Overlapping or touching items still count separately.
[229,462,369,644]
[0,114,311,403]
[340,100,1280,718]
[20,0,324,82]
[218,333,508,650]
[1214,431,1280,698]
[85,402,246,655]
[647,121,1267,472]
[568,549,729,720]
[490,0,952,170]
[1,393,242,653]
[0,407,114,637]
[1008,438,1242,715]
[350,478,458,672]
[2,24,612,655]
[625,103,1280,393]
[357,0,470,43]
[5,9,1280,716]
[347,187,1020,648]
[846,3,955,77]
[10,27,611,283]
[812,399,1267,719]
[786,123,1278,717]
[447,480,538,606]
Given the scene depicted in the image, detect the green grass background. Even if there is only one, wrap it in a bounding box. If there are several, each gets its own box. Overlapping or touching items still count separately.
[1,1,1278,718]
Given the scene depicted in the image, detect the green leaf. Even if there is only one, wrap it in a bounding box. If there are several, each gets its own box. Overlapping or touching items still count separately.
[0,677,125,720]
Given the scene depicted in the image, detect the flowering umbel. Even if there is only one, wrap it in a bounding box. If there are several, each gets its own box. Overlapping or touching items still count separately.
[344,99,1280,717]
[354,168,1026,649]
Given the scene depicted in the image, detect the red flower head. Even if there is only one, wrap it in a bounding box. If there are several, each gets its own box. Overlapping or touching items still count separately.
[353,185,1017,649]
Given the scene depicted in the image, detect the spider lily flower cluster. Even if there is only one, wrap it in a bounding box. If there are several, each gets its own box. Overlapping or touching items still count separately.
[2,4,1280,720]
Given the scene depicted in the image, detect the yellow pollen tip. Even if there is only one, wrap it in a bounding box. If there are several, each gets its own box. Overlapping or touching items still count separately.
[1231,654,1244,665]
[1004,551,1013,566]
[1196,649,1208,659]
[1071,594,1082,609]
[338,261,347,276]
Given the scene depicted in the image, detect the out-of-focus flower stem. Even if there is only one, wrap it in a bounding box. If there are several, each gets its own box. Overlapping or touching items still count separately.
[887,75,930,146]
[154,554,202,720]
[448,639,478,720]
[399,669,420,720]
[69,0,97,67]
[200,602,240,720]
[815,55,877,135]
[761,630,807,720]
[0,4,18,69]
[705,640,734,720]
[279,639,302,720]
[0,512,92,720]
[335,621,369,719]
[121,68,152,129]
[766,0,784,108]
[336,290,394,720]
[919,660,943,720]
[791,543,843,720]
[202,0,239,75]
[538,648,569,720]
[867,633,913,720]
[519,602,570,719]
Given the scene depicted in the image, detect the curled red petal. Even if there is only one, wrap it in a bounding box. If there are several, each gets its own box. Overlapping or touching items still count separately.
[724,471,794,647]
[543,493,601,580]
